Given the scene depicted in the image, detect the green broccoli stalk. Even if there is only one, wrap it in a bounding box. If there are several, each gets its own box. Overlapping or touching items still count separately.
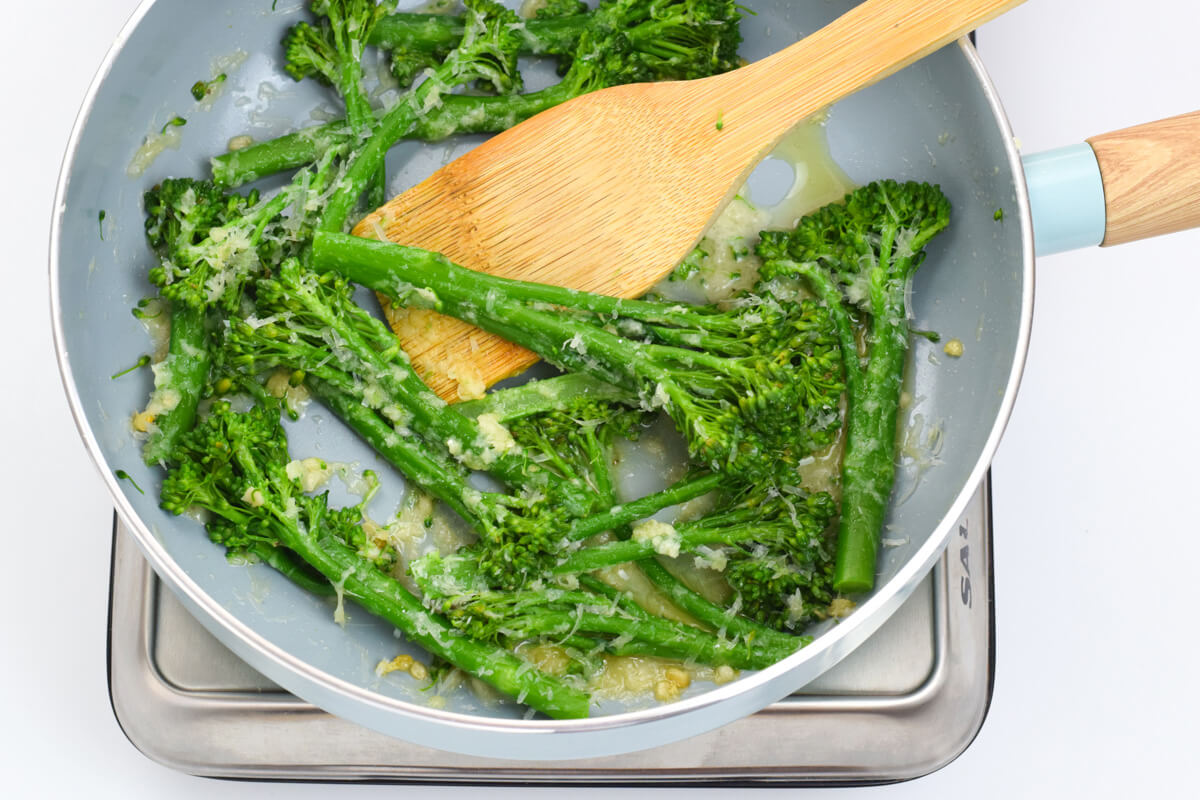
[158,400,591,718]
[211,0,744,188]
[453,372,637,422]
[309,231,846,487]
[635,558,809,648]
[282,1,396,128]
[756,180,952,593]
[138,304,211,466]
[282,0,397,207]
[409,552,798,670]
[551,493,835,579]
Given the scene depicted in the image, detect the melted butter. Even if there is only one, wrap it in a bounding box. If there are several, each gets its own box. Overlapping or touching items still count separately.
[766,119,857,230]
[656,118,856,304]
[589,655,728,702]
[593,564,699,626]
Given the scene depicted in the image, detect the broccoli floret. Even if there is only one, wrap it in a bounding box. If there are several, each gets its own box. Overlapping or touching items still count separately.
[756,179,952,593]
[283,2,396,89]
[283,1,398,207]
[143,177,290,312]
[370,0,584,85]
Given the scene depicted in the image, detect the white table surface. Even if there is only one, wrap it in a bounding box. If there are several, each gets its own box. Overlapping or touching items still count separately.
[5,1,1198,796]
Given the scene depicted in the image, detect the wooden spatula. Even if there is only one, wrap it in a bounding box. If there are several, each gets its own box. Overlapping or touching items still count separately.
[355,0,1024,401]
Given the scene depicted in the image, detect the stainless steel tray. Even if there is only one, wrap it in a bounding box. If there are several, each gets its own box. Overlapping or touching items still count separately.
[108,476,993,785]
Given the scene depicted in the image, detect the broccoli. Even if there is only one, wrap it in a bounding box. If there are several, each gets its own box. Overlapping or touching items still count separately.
[309,231,846,486]
[221,259,601,511]
[136,3,524,464]
[211,0,744,188]
[755,179,952,593]
[215,255,733,590]
[550,489,839,632]
[282,0,397,206]
[314,0,527,234]
[158,400,591,718]
[369,0,587,85]
[410,553,799,671]
[143,177,290,312]
[368,0,741,82]
[306,351,722,589]
[136,303,211,466]
[135,145,351,465]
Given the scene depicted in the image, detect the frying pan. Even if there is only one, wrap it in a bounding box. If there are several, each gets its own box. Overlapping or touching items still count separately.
[49,0,1196,760]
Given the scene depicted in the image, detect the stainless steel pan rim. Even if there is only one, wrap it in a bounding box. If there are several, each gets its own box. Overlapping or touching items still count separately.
[50,0,1033,760]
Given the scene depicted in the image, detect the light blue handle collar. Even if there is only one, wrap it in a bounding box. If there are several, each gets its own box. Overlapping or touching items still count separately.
[1021,143,1106,256]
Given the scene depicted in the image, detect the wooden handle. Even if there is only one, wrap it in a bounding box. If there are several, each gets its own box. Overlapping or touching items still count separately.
[1087,111,1200,246]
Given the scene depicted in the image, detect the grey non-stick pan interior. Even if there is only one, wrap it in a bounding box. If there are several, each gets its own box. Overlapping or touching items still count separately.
[52,0,1030,759]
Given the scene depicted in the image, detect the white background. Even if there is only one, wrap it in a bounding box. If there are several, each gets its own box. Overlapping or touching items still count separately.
[5,1,1198,797]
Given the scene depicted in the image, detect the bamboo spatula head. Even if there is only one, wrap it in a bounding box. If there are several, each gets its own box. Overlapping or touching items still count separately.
[355,0,1025,401]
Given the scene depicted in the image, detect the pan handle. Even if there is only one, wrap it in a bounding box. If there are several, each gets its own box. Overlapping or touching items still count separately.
[1022,110,1200,255]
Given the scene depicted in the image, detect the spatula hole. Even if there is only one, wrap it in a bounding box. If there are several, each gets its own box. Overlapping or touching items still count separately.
[745,157,796,208]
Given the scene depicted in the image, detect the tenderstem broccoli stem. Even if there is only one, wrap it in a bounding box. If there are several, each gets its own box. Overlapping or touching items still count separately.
[315,72,448,233]
[212,126,352,187]
[312,231,679,323]
[211,80,583,188]
[577,574,651,620]
[553,524,776,575]
[636,559,804,651]
[480,597,788,670]
[832,296,909,594]
[309,233,691,396]
[563,473,723,542]
[453,373,634,423]
[141,304,210,465]
[306,376,482,523]
[248,541,334,596]
[277,525,590,719]
[369,11,585,57]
